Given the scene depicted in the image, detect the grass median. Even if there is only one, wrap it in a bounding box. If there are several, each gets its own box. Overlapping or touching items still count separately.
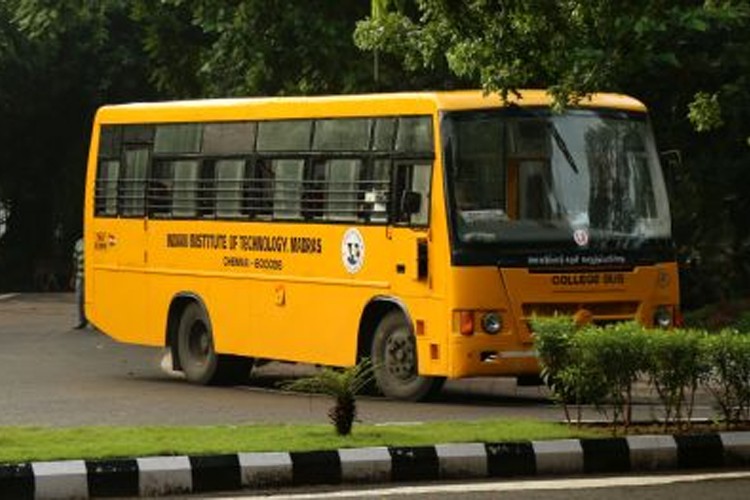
[0,419,602,464]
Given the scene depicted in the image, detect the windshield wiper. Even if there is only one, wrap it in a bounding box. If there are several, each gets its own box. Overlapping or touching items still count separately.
[549,124,579,174]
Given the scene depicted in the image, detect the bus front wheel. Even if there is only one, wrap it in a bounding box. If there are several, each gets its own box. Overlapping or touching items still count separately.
[371,311,444,401]
[176,302,252,386]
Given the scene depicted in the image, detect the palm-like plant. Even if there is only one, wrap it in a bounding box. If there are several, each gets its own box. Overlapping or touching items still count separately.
[281,359,374,436]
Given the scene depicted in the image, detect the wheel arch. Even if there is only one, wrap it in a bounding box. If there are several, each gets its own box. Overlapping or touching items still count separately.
[356,296,413,363]
[165,292,209,371]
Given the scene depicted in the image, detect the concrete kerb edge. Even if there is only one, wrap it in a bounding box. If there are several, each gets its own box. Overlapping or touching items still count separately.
[2,431,750,499]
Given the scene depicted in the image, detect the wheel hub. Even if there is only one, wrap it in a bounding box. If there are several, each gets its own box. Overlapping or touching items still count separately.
[385,328,416,382]
[188,322,210,364]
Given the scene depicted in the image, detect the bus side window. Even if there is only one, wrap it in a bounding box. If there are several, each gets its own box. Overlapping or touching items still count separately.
[172,160,200,218]
[95,125,122,217]
[120,147,150,217]
[248,159,273,219]
[364,159,390,223]
[96,160,120,216]
[325,158,361,222]
[393,162,431,226]
[215,159,245,219]
[148,161,173,217]
[272,159,304,220]
[197,161,216,218]
[304,159,327,220]
[410,163,431,225]
[393,116,433,226]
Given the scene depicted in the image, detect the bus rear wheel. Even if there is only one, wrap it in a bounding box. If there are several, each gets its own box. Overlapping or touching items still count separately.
[176,302,253,386]
[371,311,444,401]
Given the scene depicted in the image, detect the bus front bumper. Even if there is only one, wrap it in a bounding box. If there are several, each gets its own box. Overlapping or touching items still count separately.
[448,341,540,378]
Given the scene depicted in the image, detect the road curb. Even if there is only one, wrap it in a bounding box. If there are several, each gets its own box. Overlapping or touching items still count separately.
[2,432,750,498]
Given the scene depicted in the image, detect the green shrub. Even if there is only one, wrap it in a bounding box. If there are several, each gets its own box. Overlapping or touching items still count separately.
[644,329,707,430]
[531,315,579,422]
[535,316,750,431]
[571,322,648,429]
[701,330,750,427]
[556,331,610,424]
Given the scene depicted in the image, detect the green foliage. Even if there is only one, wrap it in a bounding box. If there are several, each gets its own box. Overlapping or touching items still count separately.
[129,0,209,99]
[0,0,155,290]
[643,329,707,429]
[131,0,375,97]
[355,1,750,114]
[555,338,609,424]
[530,316,577,388]
[688,92,725,132]
[281,360,374,436]
[573,323,649,429]
[702,330,750,426]
[0,419,600,464]
[533,318,648,428]
[530,316,579,422]
[534,318,750,430]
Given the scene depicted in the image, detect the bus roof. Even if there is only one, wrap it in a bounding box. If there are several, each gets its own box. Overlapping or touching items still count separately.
[95,90,648,124]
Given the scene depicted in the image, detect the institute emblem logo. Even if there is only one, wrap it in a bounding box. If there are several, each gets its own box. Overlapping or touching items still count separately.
[573,228,589,247]
[341,228,365,274]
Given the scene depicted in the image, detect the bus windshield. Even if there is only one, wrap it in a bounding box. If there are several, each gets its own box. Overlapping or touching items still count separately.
[443,109,671,248]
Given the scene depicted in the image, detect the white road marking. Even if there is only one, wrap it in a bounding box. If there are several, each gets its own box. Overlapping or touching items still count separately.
[0,293,19,301]
[222,471,750,499]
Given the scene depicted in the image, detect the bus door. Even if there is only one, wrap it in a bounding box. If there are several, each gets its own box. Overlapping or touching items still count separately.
[389,160,433,297]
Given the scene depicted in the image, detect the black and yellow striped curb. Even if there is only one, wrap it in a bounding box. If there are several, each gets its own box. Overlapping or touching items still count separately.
[2,432,749,499]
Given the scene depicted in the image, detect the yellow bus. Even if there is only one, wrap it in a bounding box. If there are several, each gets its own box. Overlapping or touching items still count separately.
[85,90,679,400]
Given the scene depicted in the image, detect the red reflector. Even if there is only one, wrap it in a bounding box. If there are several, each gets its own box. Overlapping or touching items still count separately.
[460,311,474,336]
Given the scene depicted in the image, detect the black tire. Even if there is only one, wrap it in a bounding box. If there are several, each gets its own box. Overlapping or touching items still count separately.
[176,302,253,386]
[371,310,444,401]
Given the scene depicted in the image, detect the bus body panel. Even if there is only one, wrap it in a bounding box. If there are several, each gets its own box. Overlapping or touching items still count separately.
[90,217,449,367]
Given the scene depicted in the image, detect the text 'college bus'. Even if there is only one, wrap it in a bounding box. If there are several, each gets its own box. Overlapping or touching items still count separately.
[84,90,679,401]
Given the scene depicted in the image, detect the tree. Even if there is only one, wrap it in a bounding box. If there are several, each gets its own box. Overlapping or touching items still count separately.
[0,1,155,290]
[132,0,378,97]
[356,1,749,121]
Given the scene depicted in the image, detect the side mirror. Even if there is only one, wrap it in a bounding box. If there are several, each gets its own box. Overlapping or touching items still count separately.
[400,191,422,216]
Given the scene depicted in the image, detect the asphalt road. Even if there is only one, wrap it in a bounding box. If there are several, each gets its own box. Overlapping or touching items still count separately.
[271,472,750,500]
[157,471,750,499]
[0,293,717,427]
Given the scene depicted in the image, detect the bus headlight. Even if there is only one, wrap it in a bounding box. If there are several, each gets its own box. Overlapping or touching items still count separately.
[481,312,502,334]
[654,306,672,329]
